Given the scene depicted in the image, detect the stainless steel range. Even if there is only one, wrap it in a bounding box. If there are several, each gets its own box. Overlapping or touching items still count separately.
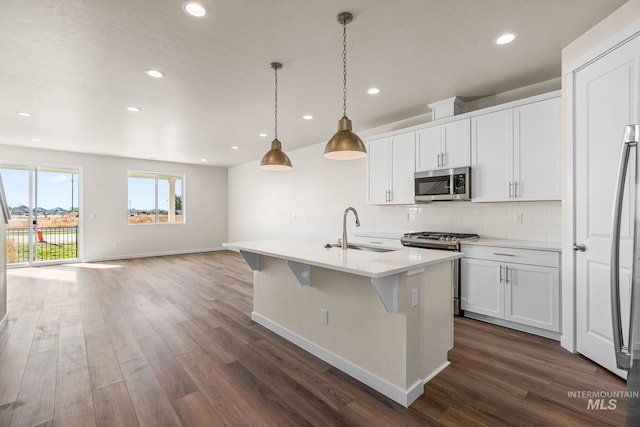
[401,231,479,315]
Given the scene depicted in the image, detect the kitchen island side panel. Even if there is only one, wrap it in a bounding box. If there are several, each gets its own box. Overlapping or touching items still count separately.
[252,255,452,395]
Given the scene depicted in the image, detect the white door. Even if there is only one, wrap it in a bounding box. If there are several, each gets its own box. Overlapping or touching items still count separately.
[471,109,513,202]
[441,118,471,169]
[574,35,639,377]
[504,263,560,332]
[460,258,504,318]
[416,126,440,172]
[367,137,391,204]
[389,132,416,204]
[514,97,561,201]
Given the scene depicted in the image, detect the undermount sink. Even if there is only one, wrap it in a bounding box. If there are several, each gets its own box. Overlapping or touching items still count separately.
[324,243,396,253]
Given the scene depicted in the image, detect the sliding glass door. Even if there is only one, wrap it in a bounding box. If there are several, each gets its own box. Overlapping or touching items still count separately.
[1,165,80,265]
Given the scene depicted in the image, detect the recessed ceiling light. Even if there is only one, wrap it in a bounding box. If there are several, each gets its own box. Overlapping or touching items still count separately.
[200,158,207,162]
[495,33,517,45]
[303,115,313,120]
[145,69,164,78]
[127,106,141,112]
[182,1,208,17]
[231,146,239,150]
[32,138,41,142]
[259,133,268,138]
[367,88,380,95]
[17,111,32,117]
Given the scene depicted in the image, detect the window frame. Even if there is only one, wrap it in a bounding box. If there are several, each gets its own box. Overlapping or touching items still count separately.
[127,170,185,225]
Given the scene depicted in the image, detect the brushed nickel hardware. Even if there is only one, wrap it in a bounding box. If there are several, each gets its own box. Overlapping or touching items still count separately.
[572,244,586,252]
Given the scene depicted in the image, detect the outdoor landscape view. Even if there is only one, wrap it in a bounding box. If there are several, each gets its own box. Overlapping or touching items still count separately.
[2,167,185,264]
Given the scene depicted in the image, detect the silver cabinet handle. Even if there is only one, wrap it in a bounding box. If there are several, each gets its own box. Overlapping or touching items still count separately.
[505,265,510,284]
[508,182,513,198]
[388,190,392,202]
[441,152,446,167]
[499,264,504,283]
[514,181,519,198]
[572,244,586,252]
[609,124,638,371]
[493,252,515,257]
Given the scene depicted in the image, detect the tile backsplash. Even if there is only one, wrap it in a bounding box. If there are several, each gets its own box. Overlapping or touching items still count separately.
[371,201,561,242]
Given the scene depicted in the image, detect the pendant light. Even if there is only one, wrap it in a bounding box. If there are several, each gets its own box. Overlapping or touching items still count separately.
[260,62,292,171]
[324,12,367,160]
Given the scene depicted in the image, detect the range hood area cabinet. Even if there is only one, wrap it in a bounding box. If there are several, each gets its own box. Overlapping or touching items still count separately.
[415,118,471,172]
[471,96,561,202]
[367,131,415,205]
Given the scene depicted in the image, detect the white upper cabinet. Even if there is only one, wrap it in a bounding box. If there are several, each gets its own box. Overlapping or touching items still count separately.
[368,131,415,205]
[470,109,514,202]
[416,118,470,172]
[471,96,561,202]
[514,98,562,201]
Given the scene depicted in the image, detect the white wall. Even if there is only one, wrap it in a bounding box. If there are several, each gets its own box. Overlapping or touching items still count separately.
[0,145,228,261]
[229,84,563,244]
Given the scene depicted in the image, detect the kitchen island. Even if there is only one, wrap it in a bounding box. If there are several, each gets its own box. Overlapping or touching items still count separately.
[223,239,462,407]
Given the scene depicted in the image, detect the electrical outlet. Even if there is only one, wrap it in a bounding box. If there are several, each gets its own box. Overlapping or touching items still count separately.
[320,309,328,325]
[411,288,418,307]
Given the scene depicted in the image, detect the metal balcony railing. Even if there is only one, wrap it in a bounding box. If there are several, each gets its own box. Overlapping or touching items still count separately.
[5,226,78,264]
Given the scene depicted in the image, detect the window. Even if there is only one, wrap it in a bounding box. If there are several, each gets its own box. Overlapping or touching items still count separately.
[128,171,184,224]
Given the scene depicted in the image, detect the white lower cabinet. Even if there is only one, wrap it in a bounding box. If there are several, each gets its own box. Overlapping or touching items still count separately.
[461,244,560,336]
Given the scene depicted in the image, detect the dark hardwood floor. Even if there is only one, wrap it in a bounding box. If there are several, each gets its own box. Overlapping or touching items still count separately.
[0,251,628,426]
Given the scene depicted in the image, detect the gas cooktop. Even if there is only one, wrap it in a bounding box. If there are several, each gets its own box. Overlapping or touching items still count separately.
[400,231,479,249]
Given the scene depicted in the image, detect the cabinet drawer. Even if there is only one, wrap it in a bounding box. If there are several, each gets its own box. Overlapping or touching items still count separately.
[460,244,559,268]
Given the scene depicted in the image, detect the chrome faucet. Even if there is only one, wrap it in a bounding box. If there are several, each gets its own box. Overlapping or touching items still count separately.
[342,207,360,250]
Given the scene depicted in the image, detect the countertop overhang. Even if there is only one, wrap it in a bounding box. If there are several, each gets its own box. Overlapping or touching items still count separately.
[223,238,462,279]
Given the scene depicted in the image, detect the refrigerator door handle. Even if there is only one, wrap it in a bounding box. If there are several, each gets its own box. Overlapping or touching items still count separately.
[610,124,638,371]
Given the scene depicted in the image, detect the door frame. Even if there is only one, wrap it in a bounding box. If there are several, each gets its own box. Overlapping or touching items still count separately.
[1,161,83,266]
[562,17,640,353]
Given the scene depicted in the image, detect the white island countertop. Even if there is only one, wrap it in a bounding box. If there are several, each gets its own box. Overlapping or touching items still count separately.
[223,239,462,279]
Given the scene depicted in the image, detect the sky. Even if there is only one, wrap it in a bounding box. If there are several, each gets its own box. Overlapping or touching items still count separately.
[0,167,182,212]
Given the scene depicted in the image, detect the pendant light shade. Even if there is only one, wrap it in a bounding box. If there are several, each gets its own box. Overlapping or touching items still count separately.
[324,116,367,160]
[324,12,367,160]
[261,138,292,170]
[260,62,292,171]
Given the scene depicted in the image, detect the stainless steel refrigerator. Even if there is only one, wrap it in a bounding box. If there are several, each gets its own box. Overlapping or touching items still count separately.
[611,124,640,425]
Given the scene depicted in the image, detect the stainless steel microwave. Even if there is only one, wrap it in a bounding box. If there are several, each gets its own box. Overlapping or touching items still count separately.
[414,167,471,202]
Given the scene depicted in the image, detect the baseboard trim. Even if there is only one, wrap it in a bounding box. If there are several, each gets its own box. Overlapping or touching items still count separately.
[0,313,8,333]
[83,246,227,263]
[251,311,430,407]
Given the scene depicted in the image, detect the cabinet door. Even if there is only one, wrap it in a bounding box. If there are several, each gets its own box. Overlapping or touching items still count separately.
[471,109,513,202]
[441,118,471,169]
[389,132,416,204]
[514,98,561,200]
[368,138,391,204]
[416,126,440,172]
[504,263,560,332]
[461,258,504,318]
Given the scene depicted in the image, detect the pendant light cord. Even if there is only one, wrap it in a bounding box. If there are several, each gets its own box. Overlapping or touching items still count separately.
[274,65,278,140]
[342,20,348,117]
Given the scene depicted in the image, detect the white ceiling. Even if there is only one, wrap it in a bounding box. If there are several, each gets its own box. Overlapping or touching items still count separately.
[0,0,626,167]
